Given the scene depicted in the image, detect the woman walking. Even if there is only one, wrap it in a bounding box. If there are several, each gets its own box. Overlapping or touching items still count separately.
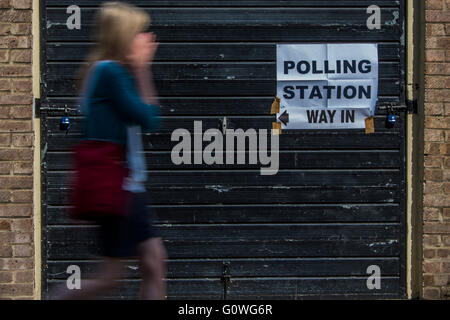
[56,2,167,300]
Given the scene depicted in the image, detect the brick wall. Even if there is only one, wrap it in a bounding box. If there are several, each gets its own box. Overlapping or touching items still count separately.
[422,0,450,300]
[0,0,35,299]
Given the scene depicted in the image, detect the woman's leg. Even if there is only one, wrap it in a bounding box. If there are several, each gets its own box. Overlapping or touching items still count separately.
[53,258,124,300]
[138,237,167,300]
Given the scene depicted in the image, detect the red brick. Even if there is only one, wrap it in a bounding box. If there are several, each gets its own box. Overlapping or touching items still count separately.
[0,231,13,244]
[424,181,443,194]
[0,107,10,119]
[426,103,444,115]
[0,94,33,107]
[10,49,31,63]
[0,24,10,36]
[0,49,8,63]
[10,106,32,119]
[444,183,450,195]
[11,218,31,232]
[0,10,31,23]
[0,120,32,132]
[424,248,437,259]
[12,244,31,257]
[12,0,31,9]
[12,161,32,175]
[423,287,440,299]
[0,150,32,161]
[423,274,434,286]
[427,23,446,36]
[0,0,10,9]
[425,116,450,129]
[13,244,33,257]
[0,79,10,91]
[0,176,32,189]
[425,89,450,102]
[11,80,31,93]
[424,155,443,168]
[425,129,445,141]
[0,283,33,296]
[426,75,447,88]
[439,143,450,155]
[0,245,12,257]
[433,274,449,286]
[12,133,32,147]
[443,262,450,273]
[0,36,30,49]
[426,62,450,74]
[443,235,450,246]
[0,190,11,202]
[0,257,33,271]
[426,50,446,62]
[437,37,450,48]
[424,207,442,221]
[444,207,450,216]
[425,142,441,154]
[424,168,443,181]
[14,270,32,283]
[0,204,31,217]
[10,23,30,35]
[0,65,31,77]
[436,249,450,258]
[11,190,32,203]
[426,10,450,23]
[424,222,450,234]
[426,0,444,10]
[426,37,438,48]
[424,193,450,207]
[0,162,10,174]
[424,261,442,273]
[0,271,12,282]
[444,169,450,180]
[0,218,10,230]
[424,235,441,246]
[13,232,31,244]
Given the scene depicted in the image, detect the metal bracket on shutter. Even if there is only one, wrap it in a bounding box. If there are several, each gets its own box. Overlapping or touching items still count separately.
[34,98,41,118]
[406,99,418,114]
[39,105,79,116]
[221,261,231,299]
[376,99,417,114]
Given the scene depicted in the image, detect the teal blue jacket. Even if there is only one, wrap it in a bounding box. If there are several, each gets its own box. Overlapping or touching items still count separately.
[81,60,161,146]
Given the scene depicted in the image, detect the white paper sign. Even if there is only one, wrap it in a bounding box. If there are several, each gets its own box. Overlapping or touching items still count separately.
[276,44,378,129]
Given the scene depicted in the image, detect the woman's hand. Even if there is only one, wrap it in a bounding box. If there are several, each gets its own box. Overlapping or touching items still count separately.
[128,32,159,71]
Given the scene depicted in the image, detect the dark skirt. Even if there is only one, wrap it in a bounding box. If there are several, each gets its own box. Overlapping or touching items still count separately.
[97,191,160,258]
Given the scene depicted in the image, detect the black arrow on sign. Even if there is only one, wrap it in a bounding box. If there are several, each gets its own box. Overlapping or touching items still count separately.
[278,110,289,126]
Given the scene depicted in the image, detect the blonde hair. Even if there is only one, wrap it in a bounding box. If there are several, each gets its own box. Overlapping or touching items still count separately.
[77,1,150,91]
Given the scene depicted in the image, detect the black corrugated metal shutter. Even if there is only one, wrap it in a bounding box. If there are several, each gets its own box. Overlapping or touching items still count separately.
[40,0,407,299]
